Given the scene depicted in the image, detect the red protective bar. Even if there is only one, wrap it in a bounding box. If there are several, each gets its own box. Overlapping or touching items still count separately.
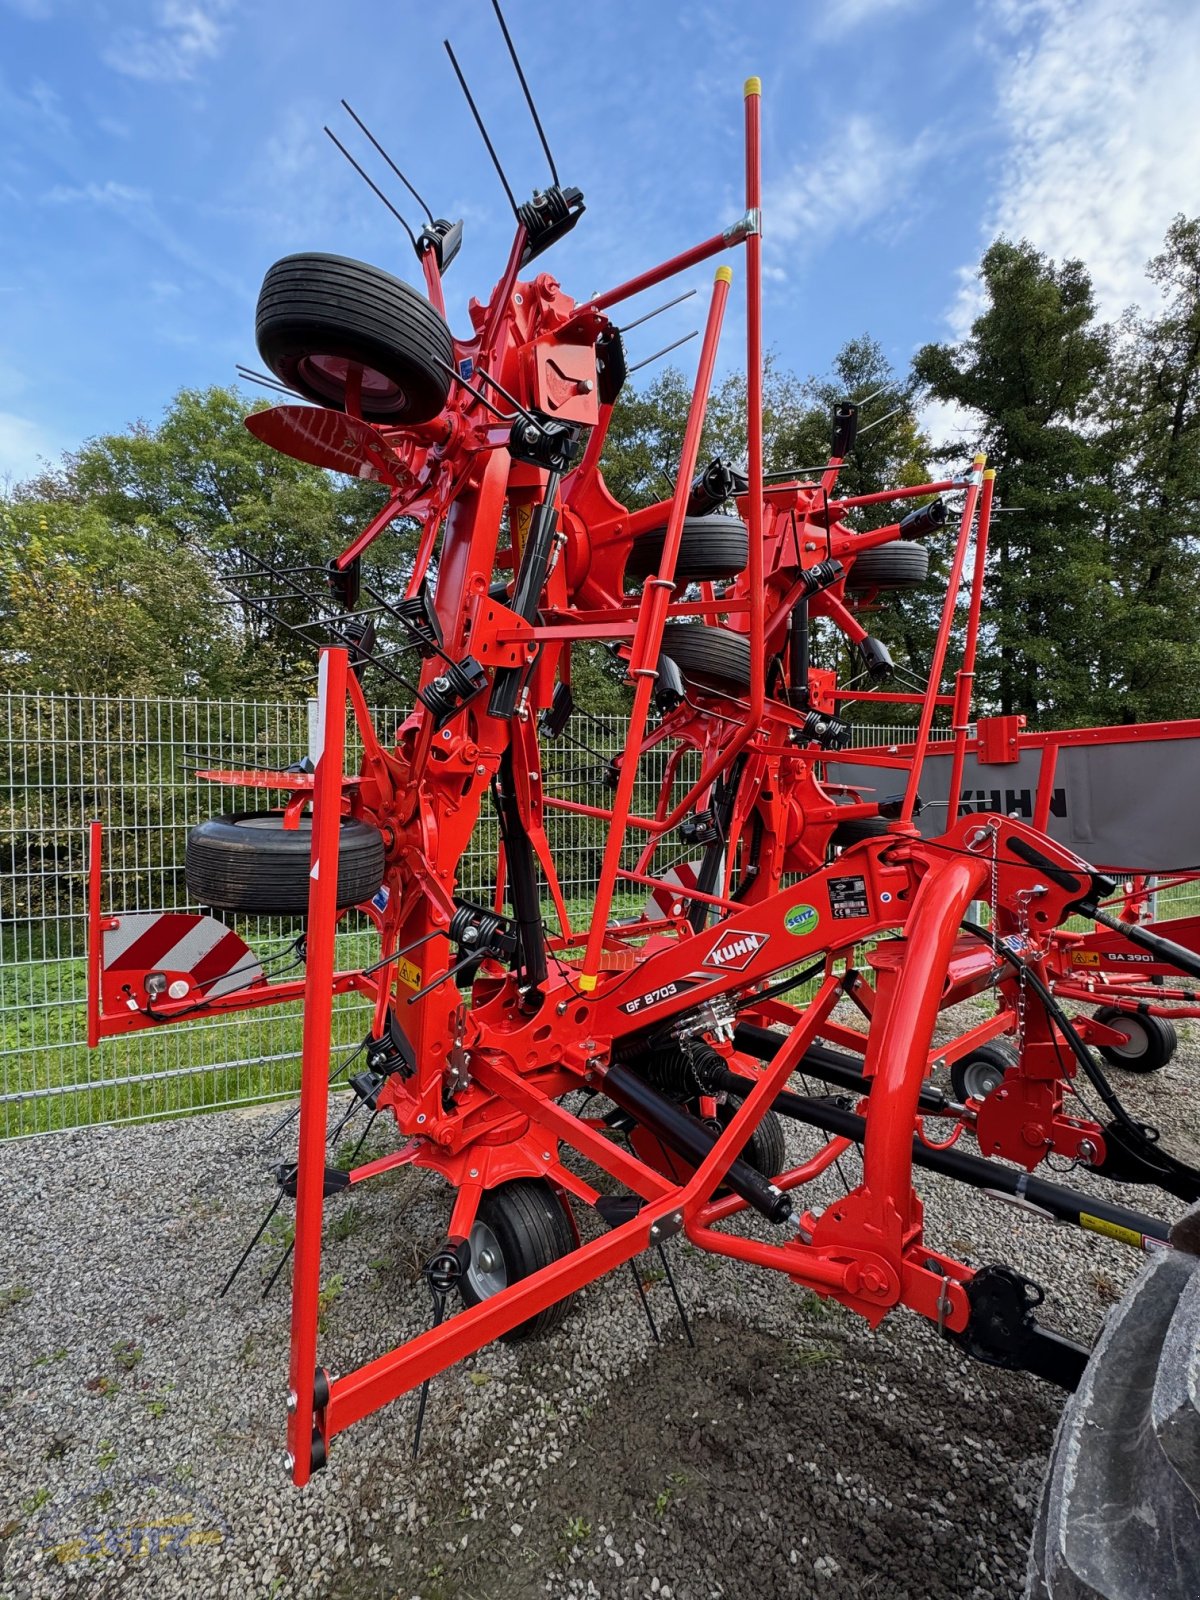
[579,266,733,986]
[86,820,103,1050]
[286,646,349,1486]
[946,468,995,825]
[899,456,985,824]
[584,226,746,315]
[1033,742,1060,834]
[635,79,767,835]
[858,850,988,1228]
[827,479,959,514]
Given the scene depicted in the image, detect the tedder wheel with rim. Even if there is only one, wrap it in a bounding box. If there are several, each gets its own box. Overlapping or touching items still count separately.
[950,1038,1018,1104]
[458,1179,577,1342]
[625,514,749,587]
[845,542,930,591]
[255,252,454,423]
[1092,1006,1178,1073]
[658,622,752,696]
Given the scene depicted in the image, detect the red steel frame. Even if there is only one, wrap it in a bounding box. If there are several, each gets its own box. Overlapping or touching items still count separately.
[82,76,1196,1483]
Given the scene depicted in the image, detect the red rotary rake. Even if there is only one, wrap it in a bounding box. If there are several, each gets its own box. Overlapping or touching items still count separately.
[86,18,1200,1576]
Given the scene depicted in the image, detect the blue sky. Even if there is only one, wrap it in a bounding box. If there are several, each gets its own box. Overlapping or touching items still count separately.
[1,0,1198,482]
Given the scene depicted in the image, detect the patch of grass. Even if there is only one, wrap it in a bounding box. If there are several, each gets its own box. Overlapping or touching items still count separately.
[145,1397,170,1419]
[85,1374,118,1399]
[96,1441,117,1468]
[111,1340,142,1372]
[786,1342,839,1367]
[467,1371,490,1388]
[328,1202,364,1243]
[316,1274,345,1333]
[565,1514,592,1544]
[0,1285,31,1315]
[21,1488,50,1515]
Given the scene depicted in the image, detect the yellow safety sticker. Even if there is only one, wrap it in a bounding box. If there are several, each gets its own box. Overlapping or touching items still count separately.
[396,957,422,991]
[1079,1213,1143,1250]
[1071,951,1101,966]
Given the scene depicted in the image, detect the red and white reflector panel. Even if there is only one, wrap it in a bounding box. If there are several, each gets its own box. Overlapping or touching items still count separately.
[100,913,262,1012]
[643,860,704,921]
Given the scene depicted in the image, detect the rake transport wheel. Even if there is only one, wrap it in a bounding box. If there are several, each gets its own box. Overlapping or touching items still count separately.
[1092,1006,1178,1073]
[185,812,386,914]
[950,1038,1018,1104]
[658,623,752,695]
[625,514,749,586]
[845,542,930,591]
[459,1179,577,1343]
[1026,1238,1200,1599]
[714,1097,787,1178]
[255,253,454,423]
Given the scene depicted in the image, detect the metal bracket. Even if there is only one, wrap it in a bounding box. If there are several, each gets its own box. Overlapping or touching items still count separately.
[723,207,761,242]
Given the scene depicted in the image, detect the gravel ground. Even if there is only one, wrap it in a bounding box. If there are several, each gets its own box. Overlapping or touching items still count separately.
[1,1003,1196,1600]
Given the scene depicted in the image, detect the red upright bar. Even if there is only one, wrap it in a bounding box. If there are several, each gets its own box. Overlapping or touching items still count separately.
[286,646,348,1485]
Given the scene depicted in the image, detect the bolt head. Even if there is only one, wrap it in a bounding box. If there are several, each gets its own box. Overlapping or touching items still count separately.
[469,1167,479,1178]
[416,1113,427,1125]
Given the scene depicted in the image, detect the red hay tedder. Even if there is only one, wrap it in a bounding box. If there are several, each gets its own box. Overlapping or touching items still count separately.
[86,16,1200,1593]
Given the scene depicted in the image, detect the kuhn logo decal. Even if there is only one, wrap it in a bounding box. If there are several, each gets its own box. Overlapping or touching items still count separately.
[703,930,768,971]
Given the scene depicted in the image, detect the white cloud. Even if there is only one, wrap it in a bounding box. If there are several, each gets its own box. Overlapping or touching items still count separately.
[102,1,232,84]
[815,0,923,33]
[765,115,937,273]
[1,0,54,17]
[45,179,150,206]
[0,411,59,484]
[950,0,1200,329]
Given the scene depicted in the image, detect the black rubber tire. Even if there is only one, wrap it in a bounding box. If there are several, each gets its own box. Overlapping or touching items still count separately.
[626,514,749,586]
[458,1179,577,1342]
[186,812,385,914]
[1093,1007,1178,1073]
[950,1038,1018,1104]
[256,253,453,423]
[716,1098,787,1179]
[831,815,890,848]
[845,543,930,591]
[658,624,752,695]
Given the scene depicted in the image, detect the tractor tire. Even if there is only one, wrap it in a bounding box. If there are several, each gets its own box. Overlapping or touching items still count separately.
[658,624,752,696]
[625,514,749,586]
[950,1038,1018,1104]
[459,1179,577,1342]
[715,1097,787,1179]
[1092,1006,1178,1073]
[831,815,890,849]
[1026,1242,1200,1599]
[185,812,385,915]
[845,543,930,591]
[255,253,453,423]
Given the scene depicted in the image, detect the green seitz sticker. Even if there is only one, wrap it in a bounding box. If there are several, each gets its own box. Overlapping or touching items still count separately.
[784,903,820,936]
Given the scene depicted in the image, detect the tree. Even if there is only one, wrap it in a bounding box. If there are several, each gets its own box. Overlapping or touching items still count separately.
[1098,216,1200,721]
[15,387,413,694]
[0,498,222,694]
[915,239,1116,723]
